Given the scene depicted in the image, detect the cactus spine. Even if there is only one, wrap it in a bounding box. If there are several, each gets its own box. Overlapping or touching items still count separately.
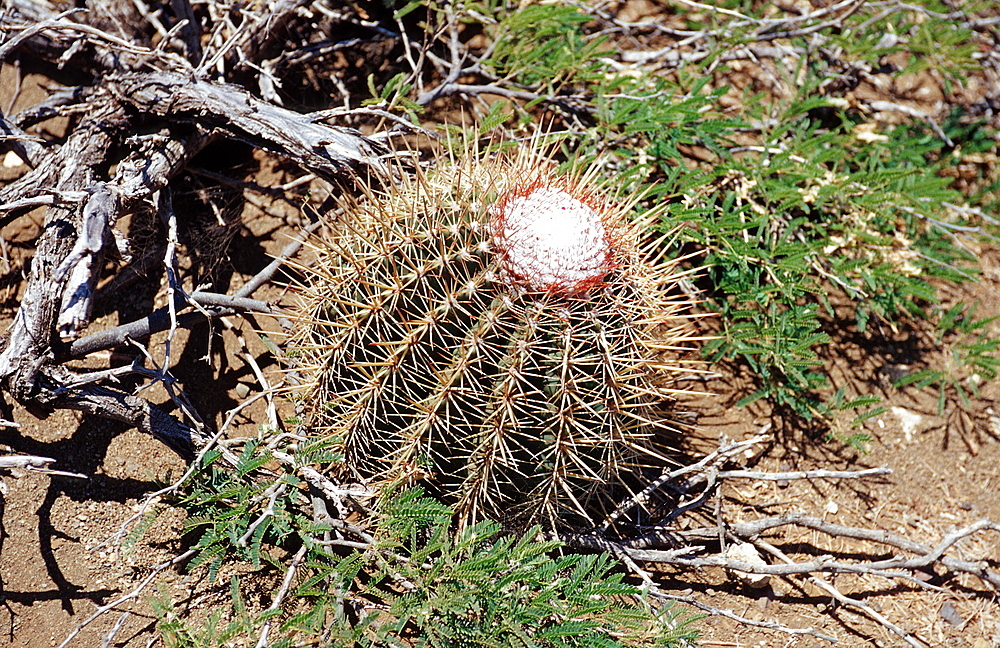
[292,142,696,528]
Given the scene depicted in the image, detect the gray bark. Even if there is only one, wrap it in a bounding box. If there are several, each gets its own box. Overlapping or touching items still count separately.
[0,0,388,458]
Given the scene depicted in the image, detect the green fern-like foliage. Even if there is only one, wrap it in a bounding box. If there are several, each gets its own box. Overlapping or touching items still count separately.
[360,490,695,648]
[154,578,256,648]
[290,488,699,648]
[179,440,302,579]
[165,477,697,648]
[291,145,697,527]
[658,103,984,418]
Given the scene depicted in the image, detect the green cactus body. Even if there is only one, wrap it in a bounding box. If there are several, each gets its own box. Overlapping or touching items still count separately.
[293,149,694,528]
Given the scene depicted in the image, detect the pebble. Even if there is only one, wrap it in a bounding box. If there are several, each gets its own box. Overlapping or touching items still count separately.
[939,601,963,627]
[725,542,771,588]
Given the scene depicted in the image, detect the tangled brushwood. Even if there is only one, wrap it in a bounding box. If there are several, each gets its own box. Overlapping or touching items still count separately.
[291,141,699,528]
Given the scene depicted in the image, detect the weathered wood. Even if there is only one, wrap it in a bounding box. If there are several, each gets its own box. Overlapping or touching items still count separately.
[0,102,121,380]
[108,71,387,180]
[0,454,54,470]
[0,1,388,459]
[55,183,116,341]
[0,92,206,456]
[1,1,170,74]
[168,0,203,64]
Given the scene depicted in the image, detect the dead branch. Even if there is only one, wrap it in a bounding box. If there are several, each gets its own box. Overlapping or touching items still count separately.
[731,513,1000,589]
[752,536,923,648]
[556,432,1000,643]
[54,549,197,648]
[65,214,318,360]
[0,454,89,480]
[608,504,999,592]
[599,434,770,531]
[613,542,839,643]
[656,590,840,643]
[1,1,187,74]
[254,545,307,648]
[0,88,206,455]
[0,2,388,461]
[715,467,892,480]
[0,454,52,470]
[107,71,388,180]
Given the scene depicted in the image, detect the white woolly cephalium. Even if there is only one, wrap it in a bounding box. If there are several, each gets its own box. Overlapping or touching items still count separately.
[290,143,698,528]
[491,184,614,293]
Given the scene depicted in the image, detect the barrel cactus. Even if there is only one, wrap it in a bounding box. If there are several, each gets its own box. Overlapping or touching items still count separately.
[290,141,697,528]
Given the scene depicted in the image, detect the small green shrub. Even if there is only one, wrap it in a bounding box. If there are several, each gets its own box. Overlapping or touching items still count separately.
[894,303,1000,413]
[427,0,999,423]
[166,446,697,647]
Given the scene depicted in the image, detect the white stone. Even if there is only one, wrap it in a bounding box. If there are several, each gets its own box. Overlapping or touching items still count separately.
[2,151,24,168]
[890,406,923,443]
[725,542,771,588]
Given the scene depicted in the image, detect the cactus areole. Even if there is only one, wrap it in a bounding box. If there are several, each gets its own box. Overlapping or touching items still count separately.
[491,183,615,293]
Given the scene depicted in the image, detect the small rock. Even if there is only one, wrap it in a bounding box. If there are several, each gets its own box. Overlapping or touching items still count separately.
[891,406,923,442]
[939,601,963,627]
[725,542,771,588]
[2,151,25,168]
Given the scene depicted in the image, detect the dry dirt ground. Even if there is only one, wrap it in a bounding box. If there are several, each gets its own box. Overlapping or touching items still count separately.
[1,31,1000,648]
[0,177,997,648]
